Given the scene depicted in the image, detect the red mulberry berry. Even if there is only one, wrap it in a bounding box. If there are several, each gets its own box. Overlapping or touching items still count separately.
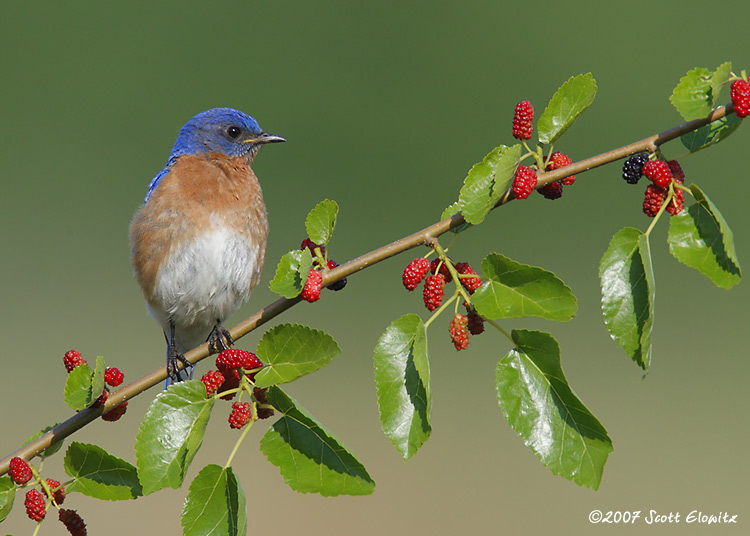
[101,401,128,422]
[430,257,452,282]
[63,350,86,372]
[537,181,563,199]
[253,389,273,418]
[326,259,347,291]
[25,489,46,522]
[666,187,685,216]
[547,152,576,185]
[666,160,685,184]
[455,262,482,293]
[643,184,667,217]
[402,257,431,291]
[104,367,124,387]
[301,269,322,302]
[93,388,108,408]
[730,78,750,118]
[512,100,534,140]
[228,402,252,429]
[300,238,325,257]
[216,349,261,382]
[512,165,537,200]
[466,308,485,335]
[59,509,87,536]
[9,457,33,485]
[241,351,263,371]
[622,152,650,184]
[216,348,244,376]
[201,370,225,397]
[45,478,65,505]
[642,160,673,189]
[423,274,446,312]
[253,386,269,405]
[449,314,470,351]
[218,374,240,400]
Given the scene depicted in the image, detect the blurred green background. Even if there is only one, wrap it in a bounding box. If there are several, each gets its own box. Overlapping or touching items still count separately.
[1,1,748,534]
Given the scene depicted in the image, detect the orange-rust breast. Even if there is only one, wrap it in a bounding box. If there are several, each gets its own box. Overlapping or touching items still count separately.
[129,153,269,303]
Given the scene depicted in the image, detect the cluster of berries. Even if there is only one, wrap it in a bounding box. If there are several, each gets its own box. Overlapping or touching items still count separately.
[510,100,577,200]
[299,238,347,302]
[512,152,576,201]
[402,256,485,350]
[199,348,274,429]
[9,457,85,533]
[731,75,750,118]
[63,350,127,422]
[447,308,485,350]
[620,154,685,217]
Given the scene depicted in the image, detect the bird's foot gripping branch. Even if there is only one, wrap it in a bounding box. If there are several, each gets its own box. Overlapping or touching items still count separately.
[1,62,747,535]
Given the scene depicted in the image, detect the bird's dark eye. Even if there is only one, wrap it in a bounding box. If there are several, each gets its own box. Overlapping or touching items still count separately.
[226,126,242,139]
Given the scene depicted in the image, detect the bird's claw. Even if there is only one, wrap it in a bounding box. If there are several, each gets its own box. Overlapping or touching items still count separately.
[207,322,234,354]
[167,346,194,383]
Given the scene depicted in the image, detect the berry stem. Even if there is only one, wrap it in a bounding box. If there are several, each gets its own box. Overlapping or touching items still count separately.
[38,478,55,504]
[432,242,474,305]
[644,186,675,237]
[225,419,254,468]
[539,143,554,169]
[423,293,458,330]
[521,140,536,159]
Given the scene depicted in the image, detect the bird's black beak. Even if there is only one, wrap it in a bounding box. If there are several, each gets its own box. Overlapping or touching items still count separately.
[248,132,286,144]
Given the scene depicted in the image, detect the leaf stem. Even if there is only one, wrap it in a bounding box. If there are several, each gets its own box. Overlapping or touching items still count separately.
[485,319,514,343]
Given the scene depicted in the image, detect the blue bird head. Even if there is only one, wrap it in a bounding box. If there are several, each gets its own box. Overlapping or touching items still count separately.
[171,107,285,159]
[144,108,285,202]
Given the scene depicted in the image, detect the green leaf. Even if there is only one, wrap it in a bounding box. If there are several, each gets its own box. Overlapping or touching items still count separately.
[680,114,742,153]
[668,184,741,289]
[472,253,577,321]
[670,67,713,120]
[181,465,246,536]
[373,314,431,460]
[440,201,470,234]
[537,73,597,145]
[64,356,106,411]
[458,144,523,225]
[709,61,733,106]
[304,199,339,246]
[260,386,375,496]
[497,330,613,490]
[268,249,313,299]
[599,227,654,370]
[0,476,14,523]
[63,442,142,500]
[253,323,341,388]
[135,381,214,495]
[23,424,63,459]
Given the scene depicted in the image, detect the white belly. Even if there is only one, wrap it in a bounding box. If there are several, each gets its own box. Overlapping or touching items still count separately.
[148,226,261,351]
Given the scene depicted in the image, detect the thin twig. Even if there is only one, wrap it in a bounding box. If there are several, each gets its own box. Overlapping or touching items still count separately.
[0,102,736,475]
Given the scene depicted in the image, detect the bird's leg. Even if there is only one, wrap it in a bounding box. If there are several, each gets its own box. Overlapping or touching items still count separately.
[207,319,234,354]
[166,322,194,383]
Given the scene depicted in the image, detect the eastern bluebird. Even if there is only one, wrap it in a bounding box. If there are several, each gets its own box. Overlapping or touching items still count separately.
[129,108,285,383]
